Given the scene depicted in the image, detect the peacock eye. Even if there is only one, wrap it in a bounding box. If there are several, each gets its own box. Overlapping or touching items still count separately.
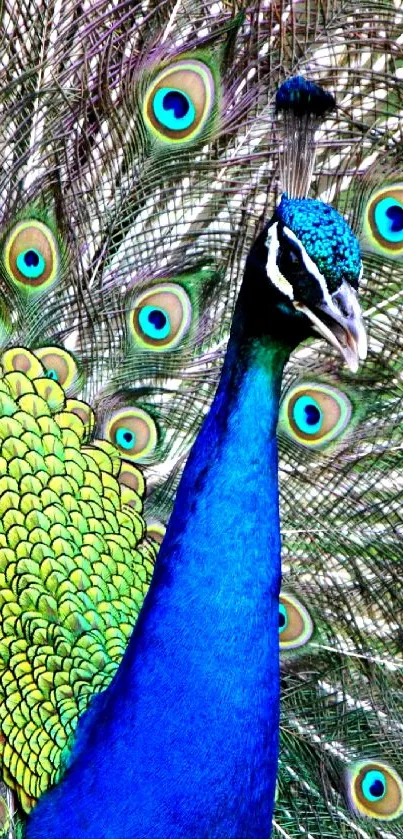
[292,394,322,434]
[279,593,313,650]
[279,383,352,449]
[364,185,403,256]
[3,220,60,290]
[130,284,192,351]
[33,347,79,392]
[362,770,386,802]
[143,59,215,144]
[347,761,403,820]
[107,408,157,461]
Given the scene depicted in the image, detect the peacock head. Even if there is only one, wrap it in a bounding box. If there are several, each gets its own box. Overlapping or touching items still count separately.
[263,194,367,372]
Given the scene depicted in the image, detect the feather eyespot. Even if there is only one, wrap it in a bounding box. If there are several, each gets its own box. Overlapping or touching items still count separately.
[347,761,403,821]
[130,284,192,351]
[107,408,157,462]
[33,347,80,394]
[279,593,313,650]
[279,382,352,449]
[364,186,403,255]
[143,59,215,144]
[3,220,60,290]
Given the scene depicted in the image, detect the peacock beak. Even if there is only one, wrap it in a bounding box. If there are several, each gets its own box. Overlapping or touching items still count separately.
[293,281,367,373]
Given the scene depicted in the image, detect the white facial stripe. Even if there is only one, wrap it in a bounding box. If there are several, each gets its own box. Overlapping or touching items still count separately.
[265,222,294,300]
[282,224,334,309]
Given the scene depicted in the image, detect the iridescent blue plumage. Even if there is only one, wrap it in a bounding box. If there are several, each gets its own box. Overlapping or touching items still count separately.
[277,195,362,291]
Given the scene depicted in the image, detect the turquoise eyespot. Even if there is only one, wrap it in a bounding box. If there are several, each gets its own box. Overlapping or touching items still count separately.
[364,185,403,256]
[292,394,322,435]
[279,382,352,449]
[152,88,196,132]
[347,760,403,820]
[116,427,135,449]
[139,306,171,341]
[107,408,157,461]
[143,59,215,144]
[362,770,386,802]
[279,593,313,650]
[17,248,45,278]
[130,284,192,351]
[3,220,60,290]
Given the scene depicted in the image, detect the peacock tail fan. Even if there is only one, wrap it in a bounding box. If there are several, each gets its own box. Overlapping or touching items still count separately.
[0,0,402,836]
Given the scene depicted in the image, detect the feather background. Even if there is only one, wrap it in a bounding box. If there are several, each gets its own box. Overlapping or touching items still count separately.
[0,0,402,836]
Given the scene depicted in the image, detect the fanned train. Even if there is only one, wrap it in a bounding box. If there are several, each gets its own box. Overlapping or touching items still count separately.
[0,0,402,837]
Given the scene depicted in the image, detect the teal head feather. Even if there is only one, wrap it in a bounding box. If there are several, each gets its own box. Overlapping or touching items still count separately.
[276,196,362,292]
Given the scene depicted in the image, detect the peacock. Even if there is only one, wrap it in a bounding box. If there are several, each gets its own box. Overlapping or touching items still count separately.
[0,0,402,837]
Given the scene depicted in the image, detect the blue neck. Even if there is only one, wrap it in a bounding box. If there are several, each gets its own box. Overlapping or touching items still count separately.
[27,292,291,839]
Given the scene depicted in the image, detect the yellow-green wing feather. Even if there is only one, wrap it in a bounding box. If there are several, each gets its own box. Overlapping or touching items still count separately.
[0,348,156,812]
